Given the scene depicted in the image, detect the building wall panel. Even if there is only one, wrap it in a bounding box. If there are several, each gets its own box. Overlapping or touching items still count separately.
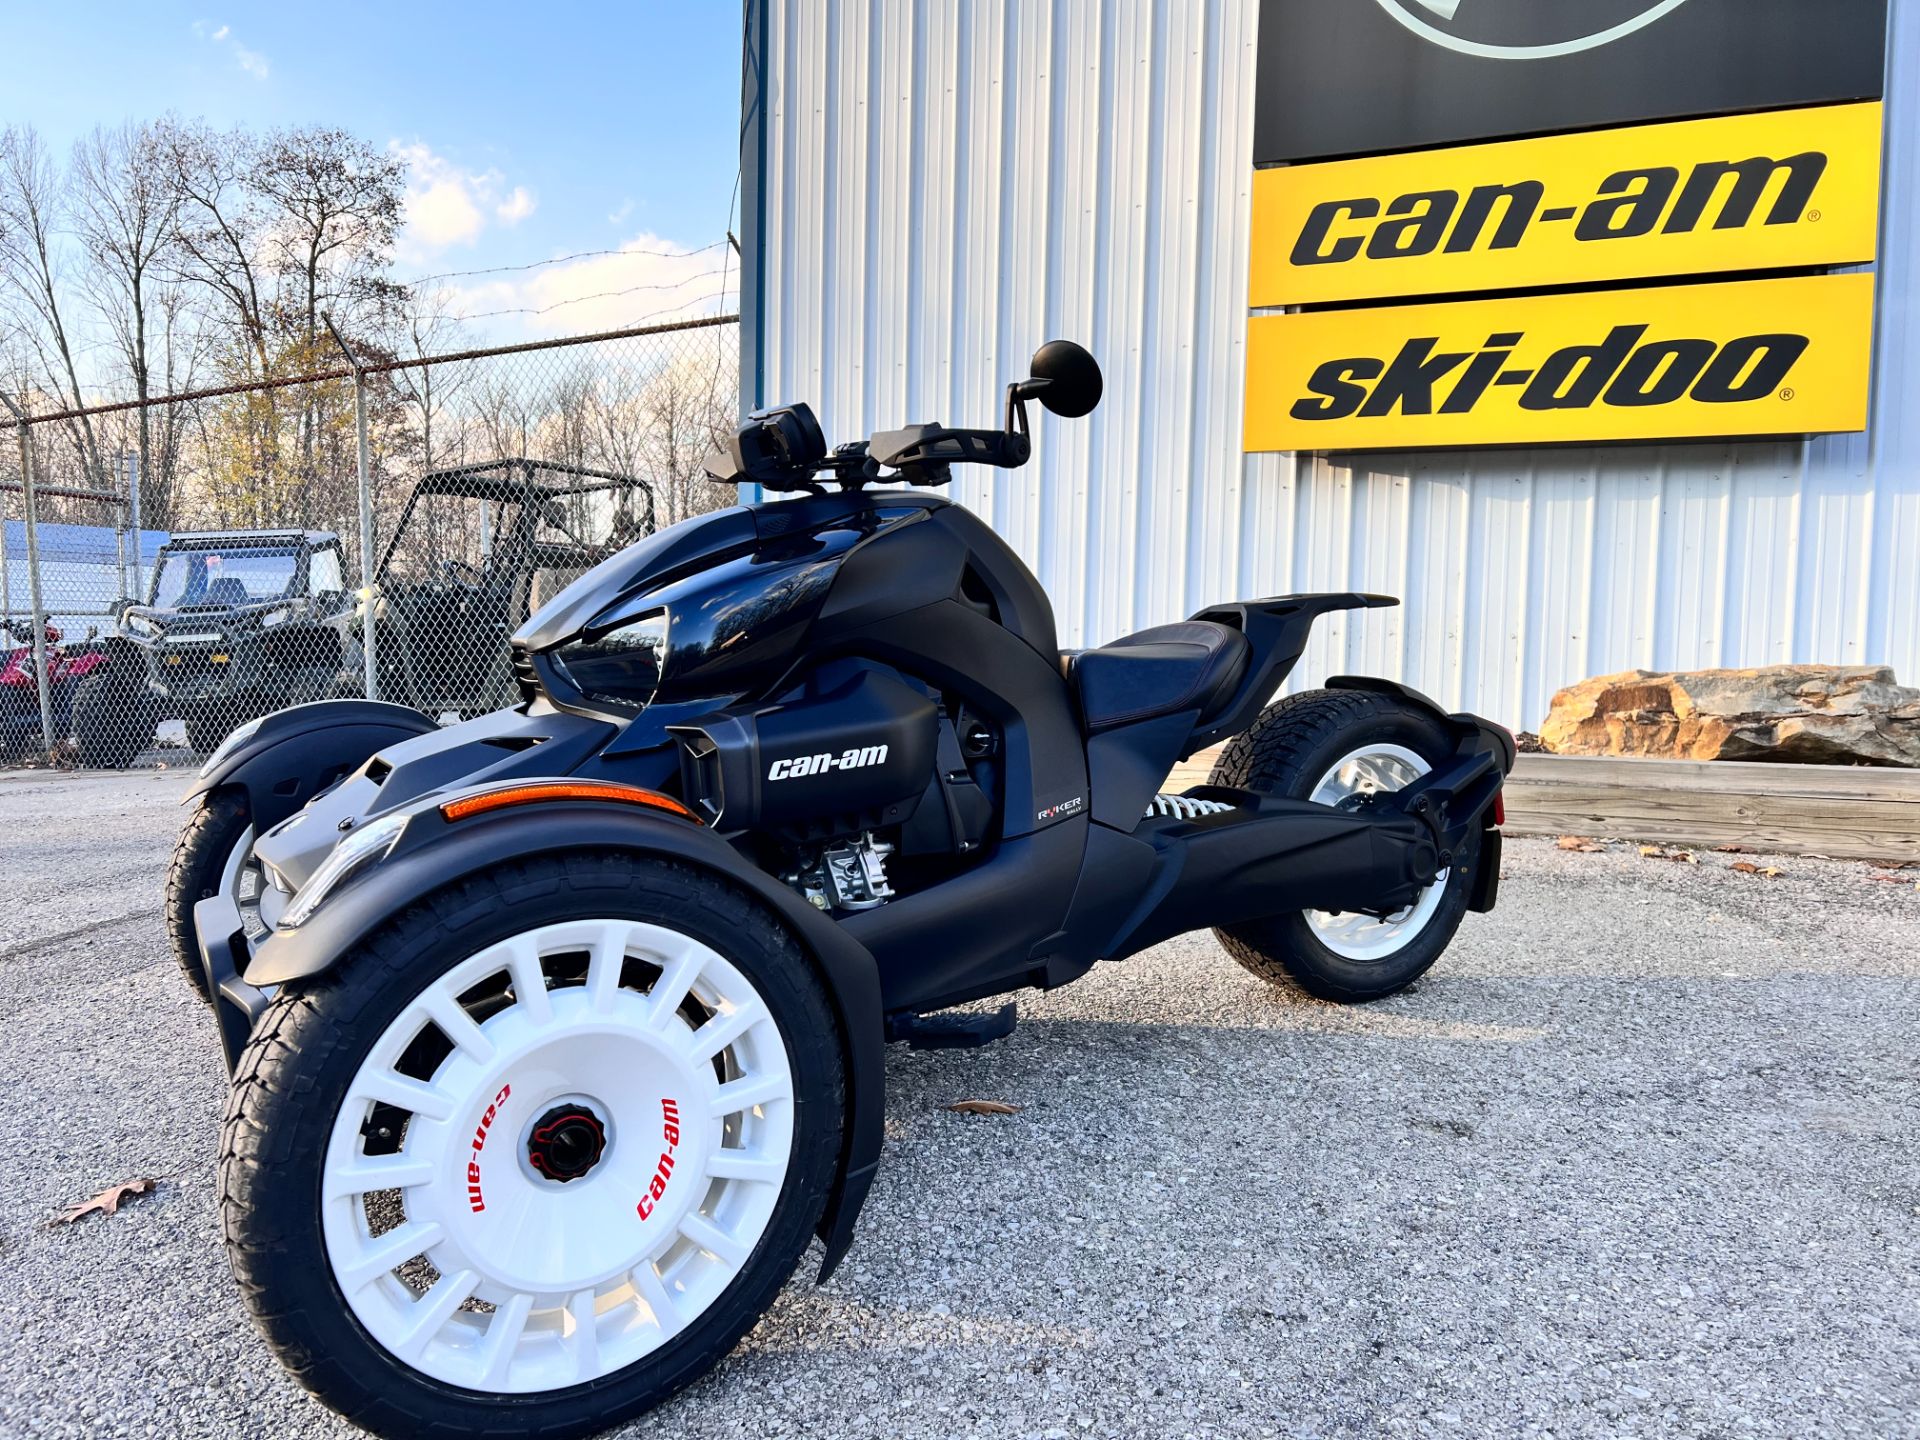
[753,0,1918,730]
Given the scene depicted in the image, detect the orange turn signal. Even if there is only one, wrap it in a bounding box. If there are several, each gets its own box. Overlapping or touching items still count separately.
[440,781,700,824]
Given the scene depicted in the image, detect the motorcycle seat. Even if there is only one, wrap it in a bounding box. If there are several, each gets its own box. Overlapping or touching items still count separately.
[1067,621,1250,733]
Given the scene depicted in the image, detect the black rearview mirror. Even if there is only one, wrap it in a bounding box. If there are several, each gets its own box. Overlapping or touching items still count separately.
[1027,339,1103,418]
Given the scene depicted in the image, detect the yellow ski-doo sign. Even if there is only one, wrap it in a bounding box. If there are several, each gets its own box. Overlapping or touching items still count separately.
[1251,103,1882,307]
[1245,273,1873,453]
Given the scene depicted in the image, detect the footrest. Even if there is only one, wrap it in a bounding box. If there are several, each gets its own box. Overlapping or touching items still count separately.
[888,1002,1017,1050]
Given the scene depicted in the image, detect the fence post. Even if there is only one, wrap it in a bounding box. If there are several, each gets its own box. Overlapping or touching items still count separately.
[126,450,143,601]
[0,395,56,756]
[324,314,379,703]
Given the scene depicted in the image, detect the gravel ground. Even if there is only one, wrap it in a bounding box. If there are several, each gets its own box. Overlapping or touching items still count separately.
[0,769,1915,1439]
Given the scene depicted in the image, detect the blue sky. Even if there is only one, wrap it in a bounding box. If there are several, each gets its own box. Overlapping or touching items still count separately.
[7,3,744,339]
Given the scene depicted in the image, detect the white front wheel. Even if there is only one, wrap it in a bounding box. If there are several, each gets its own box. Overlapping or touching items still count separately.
[221,857,845,1438]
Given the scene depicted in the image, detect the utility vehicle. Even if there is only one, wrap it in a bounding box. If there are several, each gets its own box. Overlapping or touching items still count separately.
[109,529,356,755]
[175,341,1511,1438]
[365,459,655,720]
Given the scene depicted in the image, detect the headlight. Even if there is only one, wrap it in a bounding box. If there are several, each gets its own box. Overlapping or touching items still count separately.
[260,605,295,629]
[551,610,668,707]
[278,811,408,929]
[198,715,266,776]
[126,612,159,637]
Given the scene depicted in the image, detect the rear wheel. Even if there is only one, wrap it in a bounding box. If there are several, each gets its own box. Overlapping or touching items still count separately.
[1210,689,1481,1003]
[220,855,844,1439]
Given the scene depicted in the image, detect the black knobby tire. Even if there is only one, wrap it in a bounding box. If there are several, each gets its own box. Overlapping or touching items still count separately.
[220,854,846,1440]
[71,671,159,769]
[165,789,253,1004]
[1209,688,1481,1003]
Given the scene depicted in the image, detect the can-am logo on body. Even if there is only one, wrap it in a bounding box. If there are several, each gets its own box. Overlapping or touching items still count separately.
[1372,0,1693,60]
[767,745,889,781]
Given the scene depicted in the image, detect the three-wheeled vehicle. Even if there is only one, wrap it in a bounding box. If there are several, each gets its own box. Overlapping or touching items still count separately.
[175,342,1511,1439]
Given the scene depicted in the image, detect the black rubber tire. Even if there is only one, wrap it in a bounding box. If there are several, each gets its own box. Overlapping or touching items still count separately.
[1209,688,1481,1003]
[219,854,846,1440]
[165,788,253,1004]
[70,671,159,769]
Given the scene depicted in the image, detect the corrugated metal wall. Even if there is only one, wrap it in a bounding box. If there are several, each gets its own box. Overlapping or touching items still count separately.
[747,0,1918,730]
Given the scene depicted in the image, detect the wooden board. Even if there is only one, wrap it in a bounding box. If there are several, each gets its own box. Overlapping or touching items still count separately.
[1162,747,1920,862]
[1503,754,1920,862]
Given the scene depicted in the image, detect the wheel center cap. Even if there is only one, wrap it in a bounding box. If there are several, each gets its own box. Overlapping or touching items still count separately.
[525,1103,608,1182]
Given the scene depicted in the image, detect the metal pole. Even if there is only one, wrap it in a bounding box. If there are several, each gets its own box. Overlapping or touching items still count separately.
[126,450,143,601]
[0,395,56,755]
[324,313,379,702]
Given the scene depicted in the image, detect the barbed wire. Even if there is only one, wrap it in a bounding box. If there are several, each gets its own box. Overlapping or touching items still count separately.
[400,239,730,289]
[0,312,740,429]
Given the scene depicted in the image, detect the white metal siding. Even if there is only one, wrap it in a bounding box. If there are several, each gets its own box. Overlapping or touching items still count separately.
[751,0,1919,730]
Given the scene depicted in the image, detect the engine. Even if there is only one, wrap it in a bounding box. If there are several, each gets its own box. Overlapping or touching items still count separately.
[670,665,998,912]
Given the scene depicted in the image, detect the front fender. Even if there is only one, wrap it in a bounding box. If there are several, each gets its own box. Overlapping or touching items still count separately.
[245,796,886,1280]
[186,699,439,832]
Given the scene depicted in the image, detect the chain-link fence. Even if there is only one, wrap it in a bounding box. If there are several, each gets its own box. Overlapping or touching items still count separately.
[0,315,739,768]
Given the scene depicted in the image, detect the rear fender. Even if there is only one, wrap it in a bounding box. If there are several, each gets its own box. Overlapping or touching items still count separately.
[185,699,439,832]
[1326,675,1516,912]
[243,794,885,1280]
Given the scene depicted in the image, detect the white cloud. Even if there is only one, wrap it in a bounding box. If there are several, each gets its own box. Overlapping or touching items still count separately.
[447,232,734,336]
[607,198,635,226]
[197,21,269,80]
[394,141,537,257]
[496,186,536,226]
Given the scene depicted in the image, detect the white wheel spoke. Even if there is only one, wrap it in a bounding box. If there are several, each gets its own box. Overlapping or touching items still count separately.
[644,941,704,1030]
[324,1155,436,1201]
[688,999,767,1064]
[392,1268,476,1363]
[1303,743,1449,962]
[351,1071,456,1123]
[679,1214,749,1268]
[322,916,794,1394]
[705,1149,783,1184]
[419,987,494,1063]
[585,924,628,1013]
[564,1288,600,1380]
[504,936,552,1026]
[710,1073,788,1118]
[338,1221,443,1292]
[630,1261,680,1333]
[474,1290,533,1388]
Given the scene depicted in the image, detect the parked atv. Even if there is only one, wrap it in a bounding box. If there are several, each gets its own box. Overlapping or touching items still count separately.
[172,342,1512,1439]
[0,621,115,762]
[366,459,655,720]
[114,529,358,756]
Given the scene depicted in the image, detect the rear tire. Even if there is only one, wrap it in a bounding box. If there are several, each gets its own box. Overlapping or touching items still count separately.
[220,855,845,1439]
[1209,689,1481,1003]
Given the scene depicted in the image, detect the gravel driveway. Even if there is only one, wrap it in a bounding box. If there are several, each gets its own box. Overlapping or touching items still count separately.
[0,769,1915,1439]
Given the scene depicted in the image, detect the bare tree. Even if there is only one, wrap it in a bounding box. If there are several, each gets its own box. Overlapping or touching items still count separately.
[0,126,107,488]
[71,119,189,523]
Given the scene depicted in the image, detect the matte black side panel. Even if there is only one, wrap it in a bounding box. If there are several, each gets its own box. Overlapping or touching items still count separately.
[843,819,1088,1014]
[245,800,887,1274]
[186,699,439,831]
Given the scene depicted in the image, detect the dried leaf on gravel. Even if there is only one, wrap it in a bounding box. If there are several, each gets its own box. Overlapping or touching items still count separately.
[1714,844,1755,854]
[53,1177,157,1225]
[1639,845,1699,864]
[1556,836,1605,852]
[943,1099,1021,1116]
[1729,862,1785,878]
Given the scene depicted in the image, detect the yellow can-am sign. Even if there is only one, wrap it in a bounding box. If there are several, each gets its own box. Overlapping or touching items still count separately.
[1250,103,1882,307]
[1245,272,1873,453]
